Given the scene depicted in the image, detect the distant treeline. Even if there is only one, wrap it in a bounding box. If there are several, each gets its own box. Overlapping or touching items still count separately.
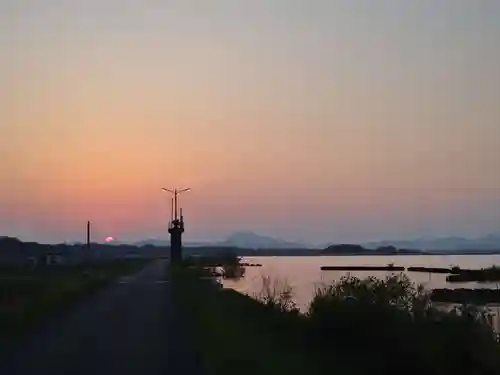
[0,237,166,265]
[1,237,424,262]
[321,244,423,255]
[4,237,499,265]
[184,243,425,256]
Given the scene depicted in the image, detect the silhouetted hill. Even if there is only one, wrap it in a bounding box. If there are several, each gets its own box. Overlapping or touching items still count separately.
[322,244,421,255]
[133,232,500,252]
[133,231,309,249]
[132,238,170,247]
[363,234,500,252]
[219,231,308,249]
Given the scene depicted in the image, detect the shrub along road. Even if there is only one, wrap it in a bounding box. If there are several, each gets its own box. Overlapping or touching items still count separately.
[0,259,203,375]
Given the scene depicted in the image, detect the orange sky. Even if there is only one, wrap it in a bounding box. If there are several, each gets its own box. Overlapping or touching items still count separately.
[1,1,500,244]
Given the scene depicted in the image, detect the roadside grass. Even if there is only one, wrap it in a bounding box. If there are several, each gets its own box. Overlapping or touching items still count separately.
[0,259,149,339]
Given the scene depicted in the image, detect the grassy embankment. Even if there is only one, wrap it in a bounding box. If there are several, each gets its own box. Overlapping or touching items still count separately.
[172,252,500,375]
[0,259,149,338]
[169,255,321,375]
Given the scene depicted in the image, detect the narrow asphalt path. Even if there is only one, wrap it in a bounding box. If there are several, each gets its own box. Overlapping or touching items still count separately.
[0,259,204,375]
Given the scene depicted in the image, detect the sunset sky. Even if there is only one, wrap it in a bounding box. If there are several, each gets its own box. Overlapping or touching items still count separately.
[1,1,499,244]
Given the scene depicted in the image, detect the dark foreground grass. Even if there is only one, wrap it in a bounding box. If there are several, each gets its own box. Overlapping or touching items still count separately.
[0,259,149,339]
[173,260,500,375]
[170,266,322,375]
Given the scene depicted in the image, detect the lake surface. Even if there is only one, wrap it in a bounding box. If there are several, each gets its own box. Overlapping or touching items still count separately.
[222,255,500,313]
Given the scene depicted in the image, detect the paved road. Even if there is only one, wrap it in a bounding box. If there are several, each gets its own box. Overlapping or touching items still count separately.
[0,259,204,375]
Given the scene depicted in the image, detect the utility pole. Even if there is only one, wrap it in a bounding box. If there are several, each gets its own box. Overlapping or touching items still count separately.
[86,220,91,263]
[87,221,91,251]
[162,188,190,265]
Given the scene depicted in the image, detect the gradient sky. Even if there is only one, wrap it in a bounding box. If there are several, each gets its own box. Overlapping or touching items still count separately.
[1,1,500,244]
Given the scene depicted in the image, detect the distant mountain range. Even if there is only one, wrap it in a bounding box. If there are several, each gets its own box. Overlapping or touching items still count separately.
[362,234,500,252]
[131,231,308,249]
[219,231,309,249]
[131,232,500,252]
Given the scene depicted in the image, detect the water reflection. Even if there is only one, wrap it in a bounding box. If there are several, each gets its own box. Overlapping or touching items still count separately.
[222,255,500,326]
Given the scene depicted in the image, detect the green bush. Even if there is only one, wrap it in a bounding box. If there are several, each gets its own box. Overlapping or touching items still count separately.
[182,252,245,279]
[307,273,500,374]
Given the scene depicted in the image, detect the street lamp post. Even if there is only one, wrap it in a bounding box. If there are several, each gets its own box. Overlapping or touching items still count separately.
[161,188,190,222]
[161,187,190,265]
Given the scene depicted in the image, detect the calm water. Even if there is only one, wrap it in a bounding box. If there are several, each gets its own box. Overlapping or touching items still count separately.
[223,255,500,313]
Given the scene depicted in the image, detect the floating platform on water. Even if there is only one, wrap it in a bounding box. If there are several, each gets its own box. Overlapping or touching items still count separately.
[203,263,262,267]
[240,263,263,267]
[320,266,405,271]
[431,288,500,304]
[407,267,452,274]
[446,270,500,283]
